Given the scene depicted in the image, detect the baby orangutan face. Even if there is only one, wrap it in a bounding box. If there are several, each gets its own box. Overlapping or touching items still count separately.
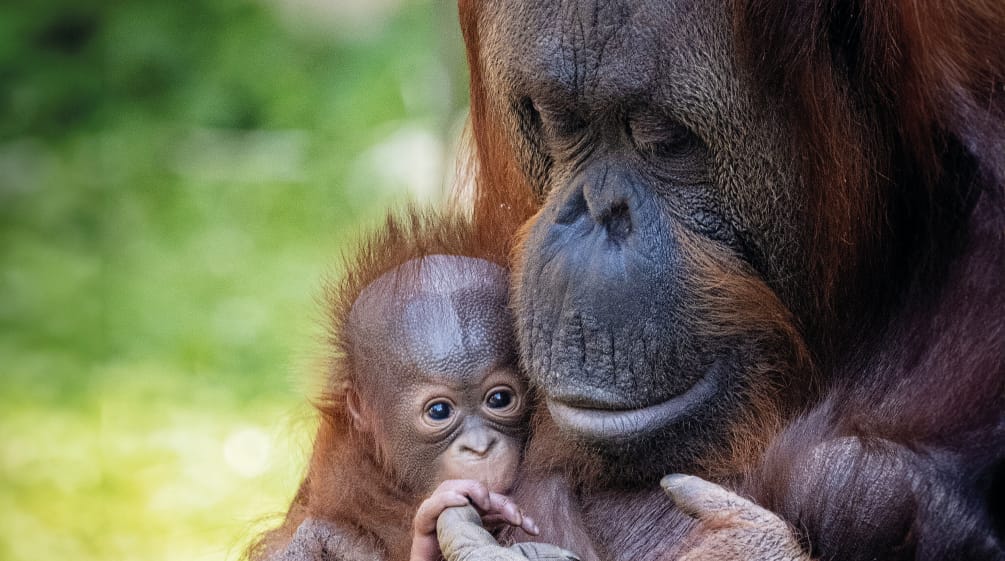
[346,255,528,496]
[411,364,526,493]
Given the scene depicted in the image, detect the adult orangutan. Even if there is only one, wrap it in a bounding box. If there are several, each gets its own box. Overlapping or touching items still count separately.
[449,0,1005,560]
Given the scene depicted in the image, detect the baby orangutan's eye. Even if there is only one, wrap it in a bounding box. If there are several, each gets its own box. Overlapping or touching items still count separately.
[486,389,513,409]
[425,401,453,421]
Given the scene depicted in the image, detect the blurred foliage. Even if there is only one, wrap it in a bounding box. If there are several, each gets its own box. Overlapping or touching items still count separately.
[0,0,466,559]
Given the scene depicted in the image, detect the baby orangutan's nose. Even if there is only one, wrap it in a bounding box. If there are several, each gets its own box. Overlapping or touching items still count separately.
[457,428,497,457]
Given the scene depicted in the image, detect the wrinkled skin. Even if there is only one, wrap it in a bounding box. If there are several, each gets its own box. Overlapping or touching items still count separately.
[452,0,816,559]
[660,476,809,561]
[480,0,803,470]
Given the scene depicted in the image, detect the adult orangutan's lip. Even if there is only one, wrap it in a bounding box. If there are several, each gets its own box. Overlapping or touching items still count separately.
[546,374,718,442]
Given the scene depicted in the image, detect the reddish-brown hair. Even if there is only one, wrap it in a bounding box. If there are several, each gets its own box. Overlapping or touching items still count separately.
[248,208,515,561]
[734,0,1005,350]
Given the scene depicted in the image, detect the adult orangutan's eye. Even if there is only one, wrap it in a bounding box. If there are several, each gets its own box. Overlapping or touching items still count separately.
[630,118,701,161]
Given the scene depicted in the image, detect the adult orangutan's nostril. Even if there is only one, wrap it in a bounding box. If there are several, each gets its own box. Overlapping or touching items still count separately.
[601,201,632,241]
[576,165,637,242]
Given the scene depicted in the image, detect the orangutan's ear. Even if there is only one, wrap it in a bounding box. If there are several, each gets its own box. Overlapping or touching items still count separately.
[345,387,370,434]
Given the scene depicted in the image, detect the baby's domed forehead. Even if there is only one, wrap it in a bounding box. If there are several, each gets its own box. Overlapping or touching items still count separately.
[347,255,515,388]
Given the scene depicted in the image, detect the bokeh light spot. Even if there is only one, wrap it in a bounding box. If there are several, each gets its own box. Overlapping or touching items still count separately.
[222,427,271,479]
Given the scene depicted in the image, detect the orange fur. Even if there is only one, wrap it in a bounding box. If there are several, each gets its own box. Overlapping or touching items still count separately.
[248,208,521,561]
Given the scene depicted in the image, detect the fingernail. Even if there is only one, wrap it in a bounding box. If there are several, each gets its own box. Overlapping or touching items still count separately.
[660,473,689,490]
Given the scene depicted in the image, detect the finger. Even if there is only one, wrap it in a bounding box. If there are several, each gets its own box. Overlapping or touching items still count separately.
[477,513,540,535]
[485,492,523,527]
[662,476,808,561]
[432,479,492,511]
[415,491,472,534]
[483,492,539,535]
[521,515,540,536]
[510,542,581,561]
[436,504,500,561]
[660,474,777,525]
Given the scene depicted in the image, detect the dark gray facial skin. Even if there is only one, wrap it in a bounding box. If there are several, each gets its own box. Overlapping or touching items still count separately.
[346,255,527,495]
[475,0,809,475]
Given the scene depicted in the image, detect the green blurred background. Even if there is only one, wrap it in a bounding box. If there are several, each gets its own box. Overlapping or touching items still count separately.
[0,1,467,559]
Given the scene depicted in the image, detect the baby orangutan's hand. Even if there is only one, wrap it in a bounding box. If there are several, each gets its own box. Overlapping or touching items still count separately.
[410,480,539,561]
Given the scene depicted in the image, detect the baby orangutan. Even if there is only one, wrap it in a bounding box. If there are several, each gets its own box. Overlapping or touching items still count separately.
[255,217,575,561]
[346,254,537,561]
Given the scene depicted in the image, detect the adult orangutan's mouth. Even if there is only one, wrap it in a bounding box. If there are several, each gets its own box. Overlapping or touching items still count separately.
[546,373,718,442]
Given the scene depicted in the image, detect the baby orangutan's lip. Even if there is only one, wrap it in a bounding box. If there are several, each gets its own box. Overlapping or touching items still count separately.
[546,374,718,442]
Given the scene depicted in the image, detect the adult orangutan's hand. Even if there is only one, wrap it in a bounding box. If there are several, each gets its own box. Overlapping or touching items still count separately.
[662,474,812,561]
[437,504,580,561]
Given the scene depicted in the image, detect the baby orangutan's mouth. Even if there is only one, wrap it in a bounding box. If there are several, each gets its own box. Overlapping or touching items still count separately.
[439,441,521,494]
[545,372,719,443]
